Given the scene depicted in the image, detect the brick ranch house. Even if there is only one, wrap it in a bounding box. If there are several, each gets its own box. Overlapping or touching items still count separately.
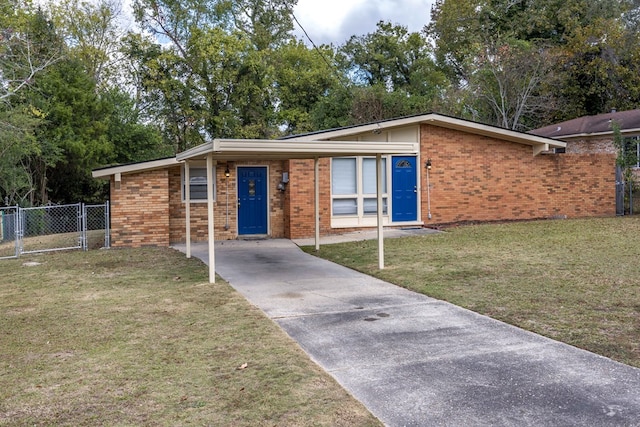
[93,113,617,249]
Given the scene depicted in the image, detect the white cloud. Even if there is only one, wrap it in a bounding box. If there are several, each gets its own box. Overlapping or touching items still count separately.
[293,0,434,46]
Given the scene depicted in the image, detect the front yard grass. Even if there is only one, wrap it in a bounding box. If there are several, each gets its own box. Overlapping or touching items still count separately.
[0,248,381,427]
[305,217,640,368]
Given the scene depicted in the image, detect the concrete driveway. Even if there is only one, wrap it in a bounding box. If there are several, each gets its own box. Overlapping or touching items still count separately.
[178,239,640,426]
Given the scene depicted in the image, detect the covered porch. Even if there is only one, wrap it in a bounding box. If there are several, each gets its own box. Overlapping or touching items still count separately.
[176,138,419,283]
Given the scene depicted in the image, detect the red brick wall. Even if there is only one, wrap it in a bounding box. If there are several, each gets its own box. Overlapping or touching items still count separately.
[167,161,287,244]
[420,124,616,225]
[110,169,170,247]
[286,158,333,239]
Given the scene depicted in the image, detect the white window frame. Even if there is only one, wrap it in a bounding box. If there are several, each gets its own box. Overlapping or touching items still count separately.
[181,162,216,203]
[331,156,390,228]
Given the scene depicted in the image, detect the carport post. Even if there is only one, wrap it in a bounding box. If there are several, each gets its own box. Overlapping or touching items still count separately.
[376,153,384,269]
[185,161,191,258]
[206,153,216,283]
[314,157,320,251]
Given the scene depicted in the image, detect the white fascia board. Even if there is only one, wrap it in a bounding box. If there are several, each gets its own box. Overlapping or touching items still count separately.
[92,158,180,179]
[176,141,215,161]
[176,139,419,161]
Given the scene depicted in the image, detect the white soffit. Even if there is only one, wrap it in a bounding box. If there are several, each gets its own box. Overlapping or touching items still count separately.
[176,139,419,161]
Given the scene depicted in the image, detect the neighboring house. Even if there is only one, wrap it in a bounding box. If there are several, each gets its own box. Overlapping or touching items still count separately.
[531,109,640,215]
[531,109,640,158]
[93,113,616,248]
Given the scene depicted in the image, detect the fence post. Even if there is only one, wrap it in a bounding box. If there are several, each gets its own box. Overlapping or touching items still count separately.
[81,203,87,251]
[17,207,23,257]
[104,200,110,248]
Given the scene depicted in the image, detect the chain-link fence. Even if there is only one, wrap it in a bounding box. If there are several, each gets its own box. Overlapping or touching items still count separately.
[0,206,19,259]
[0,202,109,258]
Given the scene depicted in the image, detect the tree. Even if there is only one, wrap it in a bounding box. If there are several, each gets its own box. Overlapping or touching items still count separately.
[103,88,172,165]
[427,0,640,128]
[50,0,127,90]
[0,3,64,205]
[339,21,448,123]
[555,16,640,118]
[468,39,557,130]
[272,39,343,134]
[130,0,301,149]
[27,58,113,203]
[0,2,63,103]
[231,0,296,49]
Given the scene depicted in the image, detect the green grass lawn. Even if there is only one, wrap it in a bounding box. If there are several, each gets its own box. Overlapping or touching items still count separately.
[304,217,640,368]
[0,248,381,427]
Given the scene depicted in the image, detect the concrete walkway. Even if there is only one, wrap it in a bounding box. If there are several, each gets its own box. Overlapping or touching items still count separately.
[176,239,640,427]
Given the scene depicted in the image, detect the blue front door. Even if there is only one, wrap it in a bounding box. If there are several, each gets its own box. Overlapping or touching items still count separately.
[392,156,418,222]
[238,167,268,235]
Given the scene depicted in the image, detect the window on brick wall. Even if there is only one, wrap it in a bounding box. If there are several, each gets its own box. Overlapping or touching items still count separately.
[632,137,640,168]
[331,157,388,220]
[182,164,216,202]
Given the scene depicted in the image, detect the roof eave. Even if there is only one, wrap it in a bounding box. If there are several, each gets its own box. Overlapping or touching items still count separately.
[91,157,180,179]
[282,113,565,154]
[543,127,640,141]
[176,139,419,162]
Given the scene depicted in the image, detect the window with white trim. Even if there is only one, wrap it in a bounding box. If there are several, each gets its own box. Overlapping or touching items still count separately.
[331,157,388,219]
[182,164,216,202]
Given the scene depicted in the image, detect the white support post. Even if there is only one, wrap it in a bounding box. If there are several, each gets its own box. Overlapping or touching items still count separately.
[185,161,191,258]
[314,157,320,251]
[376,154,384,269]
[206,154,216,283]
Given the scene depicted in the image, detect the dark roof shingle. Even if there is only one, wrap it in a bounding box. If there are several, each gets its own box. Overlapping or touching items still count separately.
[530,109,640,138]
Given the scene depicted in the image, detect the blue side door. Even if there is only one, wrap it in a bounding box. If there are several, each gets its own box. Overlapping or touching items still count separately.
[238,167,268,235]
[392,156,418,222]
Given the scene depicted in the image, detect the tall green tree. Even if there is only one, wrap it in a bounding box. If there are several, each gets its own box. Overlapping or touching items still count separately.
[272,39,343,134]
[339,21,448,123]
[0,3,64,205]
[28,58,112,203]
[50,0,127,90]
[428,0,640,129]
[130,0,298,149]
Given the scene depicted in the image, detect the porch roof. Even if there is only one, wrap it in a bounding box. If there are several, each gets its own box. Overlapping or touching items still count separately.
[176,139,419,161]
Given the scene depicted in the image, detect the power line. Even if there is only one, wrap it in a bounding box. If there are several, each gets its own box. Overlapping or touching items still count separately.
[288,8,350,91]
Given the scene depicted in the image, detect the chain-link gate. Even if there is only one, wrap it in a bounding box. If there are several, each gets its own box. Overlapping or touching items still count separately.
[0,202,109,258]
[82,202,110,250]
[0,206,19,259]
[20,203,83,254]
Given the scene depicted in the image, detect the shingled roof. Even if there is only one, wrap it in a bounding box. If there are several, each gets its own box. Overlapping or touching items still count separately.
[530,109,640,140]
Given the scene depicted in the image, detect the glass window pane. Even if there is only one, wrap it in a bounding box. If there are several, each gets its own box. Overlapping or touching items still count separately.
[332,198,357,215]
[184,167,214,200]
[332,158,357,194]
[362,158,386,194]
[363,197,388,215]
